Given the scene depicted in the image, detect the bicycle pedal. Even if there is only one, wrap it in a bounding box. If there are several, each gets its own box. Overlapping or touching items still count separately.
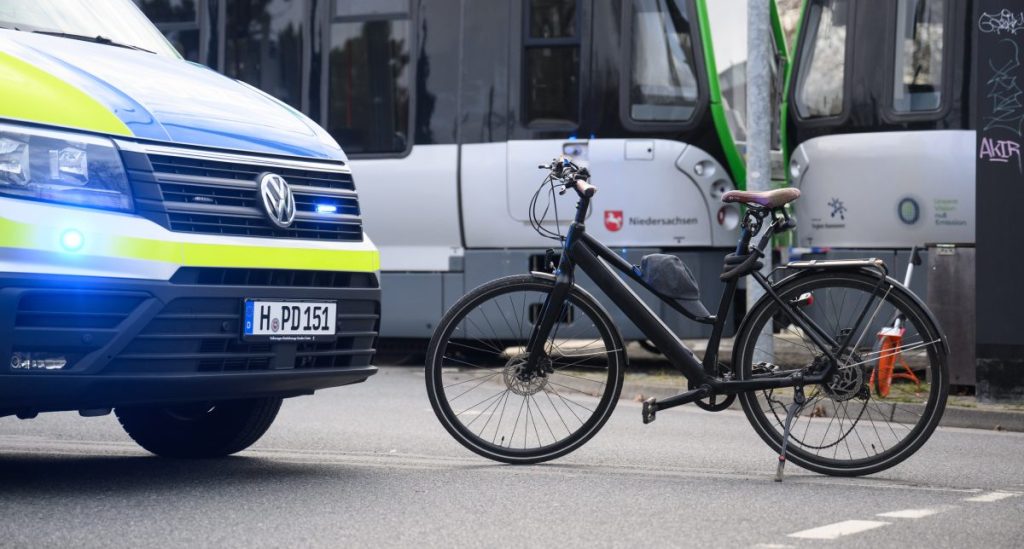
[642,397,657,424]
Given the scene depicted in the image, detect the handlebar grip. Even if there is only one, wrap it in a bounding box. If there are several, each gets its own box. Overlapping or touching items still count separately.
[575,178,597,198]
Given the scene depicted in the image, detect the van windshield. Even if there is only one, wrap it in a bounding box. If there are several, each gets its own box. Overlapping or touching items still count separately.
[0,0,178,57]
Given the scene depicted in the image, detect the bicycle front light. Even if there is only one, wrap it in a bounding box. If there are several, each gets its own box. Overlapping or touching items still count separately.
[0,123,133,212]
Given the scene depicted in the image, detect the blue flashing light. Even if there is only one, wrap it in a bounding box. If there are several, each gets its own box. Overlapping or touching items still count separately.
[316,204,338,214]
[567,134,578,140]
[60,229,84,252]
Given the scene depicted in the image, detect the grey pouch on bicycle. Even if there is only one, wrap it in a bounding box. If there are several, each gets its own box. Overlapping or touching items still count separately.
[639,254,711,318]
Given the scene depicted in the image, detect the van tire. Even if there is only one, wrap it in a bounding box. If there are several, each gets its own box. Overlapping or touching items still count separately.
[115,398,282,458]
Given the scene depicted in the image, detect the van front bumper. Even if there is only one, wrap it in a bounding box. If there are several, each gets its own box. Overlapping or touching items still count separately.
[0,269,380,416]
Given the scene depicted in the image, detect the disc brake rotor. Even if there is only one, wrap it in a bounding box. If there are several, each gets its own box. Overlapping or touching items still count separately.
[503,355,550,396]
[821,351,870,402]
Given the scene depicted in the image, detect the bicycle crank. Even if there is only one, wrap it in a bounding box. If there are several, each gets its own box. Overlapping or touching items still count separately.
[692,363,736,412]
[641,385,711,424]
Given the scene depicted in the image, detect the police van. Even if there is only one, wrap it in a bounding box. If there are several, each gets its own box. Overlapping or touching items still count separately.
[0,0,379,457]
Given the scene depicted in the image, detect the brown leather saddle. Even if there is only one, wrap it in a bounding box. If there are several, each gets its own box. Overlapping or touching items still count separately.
[722,188,801,208]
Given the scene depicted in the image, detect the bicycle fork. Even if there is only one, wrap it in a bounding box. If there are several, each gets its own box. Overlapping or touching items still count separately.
[523,270,573,374]
[524,220,585,374]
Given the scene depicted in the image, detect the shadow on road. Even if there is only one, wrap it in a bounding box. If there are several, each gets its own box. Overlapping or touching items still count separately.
[0,453,348,496]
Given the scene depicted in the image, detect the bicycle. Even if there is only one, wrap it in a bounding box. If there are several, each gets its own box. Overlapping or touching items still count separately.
[425,158,948,479]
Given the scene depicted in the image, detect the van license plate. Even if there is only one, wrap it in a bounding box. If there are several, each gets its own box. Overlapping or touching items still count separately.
[243,300,336,341]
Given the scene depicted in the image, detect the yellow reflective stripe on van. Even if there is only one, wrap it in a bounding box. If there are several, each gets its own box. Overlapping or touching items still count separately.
[0,217,380,273]
[179,241,380,272]
[0,51,131,136]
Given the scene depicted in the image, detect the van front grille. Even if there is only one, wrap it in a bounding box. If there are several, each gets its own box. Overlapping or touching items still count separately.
[126,148,364,242]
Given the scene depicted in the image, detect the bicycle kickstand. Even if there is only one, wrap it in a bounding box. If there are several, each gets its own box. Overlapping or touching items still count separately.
[775,385,807,483]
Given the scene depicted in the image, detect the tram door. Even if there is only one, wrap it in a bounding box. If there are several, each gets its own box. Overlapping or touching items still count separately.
[459,0,600,253]
[786,0,974,251]
[496,0,733,251]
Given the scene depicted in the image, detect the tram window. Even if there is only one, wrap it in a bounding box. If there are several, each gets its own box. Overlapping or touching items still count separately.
[525,48,580,124]
[328,19,411,154]
[135,0,197,22]
[524,0,580,126]
[893,0,945,113]
[794,0,848,119]
[706,0,747,139]
[530,0,577,39]
[334,0,408,18]
[223,0,305,111]
[134,0,201,61]
[627,0,699,123]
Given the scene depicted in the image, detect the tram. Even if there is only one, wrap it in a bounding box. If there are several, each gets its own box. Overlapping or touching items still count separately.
[785,0,975,282]
[134,0,790,341]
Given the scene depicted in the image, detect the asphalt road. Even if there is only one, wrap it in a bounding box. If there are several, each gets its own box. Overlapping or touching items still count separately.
[1,367,1022,548]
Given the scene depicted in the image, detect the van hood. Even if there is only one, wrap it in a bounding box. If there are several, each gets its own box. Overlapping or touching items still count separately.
[0,31,345,160]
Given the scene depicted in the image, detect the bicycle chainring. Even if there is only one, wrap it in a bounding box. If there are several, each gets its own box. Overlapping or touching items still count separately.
[693,363,736,412]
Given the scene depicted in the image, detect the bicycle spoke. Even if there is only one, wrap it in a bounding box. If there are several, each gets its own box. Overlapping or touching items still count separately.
[543,386,575,435]
[456,390,509,428]
[491,390,513,445]
[509,396,526,448]
[545,380,602,403]
[531,394,558,443]
[545,385,588,423]
[862,403,889,453]
[465,316,507,355]
[442,354,502,372]
[840,286,893,367]
[477,390,510,437]
[444,371,501,390]
[450,372,506,403]
[448,339,505,357]
[466,388,510,430]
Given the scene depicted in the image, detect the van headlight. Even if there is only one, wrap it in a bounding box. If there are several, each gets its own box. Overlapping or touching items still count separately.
[0,123,132,211]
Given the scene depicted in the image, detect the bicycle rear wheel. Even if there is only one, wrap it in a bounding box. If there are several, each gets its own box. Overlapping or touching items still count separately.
[426,275,625,464]
[736,270,948,476]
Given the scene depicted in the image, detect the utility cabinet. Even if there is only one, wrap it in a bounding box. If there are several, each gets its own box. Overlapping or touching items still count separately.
[926,244,976,388]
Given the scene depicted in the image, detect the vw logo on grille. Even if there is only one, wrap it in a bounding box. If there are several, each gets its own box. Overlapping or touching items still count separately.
[258,172,296,228]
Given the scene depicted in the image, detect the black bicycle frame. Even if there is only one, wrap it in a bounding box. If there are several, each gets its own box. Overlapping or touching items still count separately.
[524,193,855,399]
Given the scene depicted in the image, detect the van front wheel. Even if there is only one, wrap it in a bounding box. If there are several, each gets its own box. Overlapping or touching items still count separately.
[115,398,282,458]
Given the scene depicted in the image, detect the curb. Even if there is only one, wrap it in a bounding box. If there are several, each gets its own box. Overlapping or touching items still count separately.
[618,380,1024,433]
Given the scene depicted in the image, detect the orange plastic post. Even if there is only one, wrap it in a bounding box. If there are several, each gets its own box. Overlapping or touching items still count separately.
[871,334,921,397]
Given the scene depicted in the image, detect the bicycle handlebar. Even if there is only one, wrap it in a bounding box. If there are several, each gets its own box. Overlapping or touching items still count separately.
[575,178,596,198]
[539,157,598,198]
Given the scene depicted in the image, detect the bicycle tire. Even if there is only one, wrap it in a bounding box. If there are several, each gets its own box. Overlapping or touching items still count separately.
[735,270,948,476]
[426,274,625,464]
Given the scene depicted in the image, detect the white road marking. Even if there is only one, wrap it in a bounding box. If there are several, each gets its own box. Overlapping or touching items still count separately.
[876,507,951,519]
[964,491,1020,503]
[753,544,795,548]
[787,520,890,540]
[795,478,979,494]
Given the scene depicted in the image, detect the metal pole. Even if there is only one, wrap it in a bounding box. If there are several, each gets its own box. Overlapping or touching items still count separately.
[747,0,774,360]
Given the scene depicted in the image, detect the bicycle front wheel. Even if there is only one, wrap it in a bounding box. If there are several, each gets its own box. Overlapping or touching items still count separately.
[736,270,948,476]
[426,275,625,464]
